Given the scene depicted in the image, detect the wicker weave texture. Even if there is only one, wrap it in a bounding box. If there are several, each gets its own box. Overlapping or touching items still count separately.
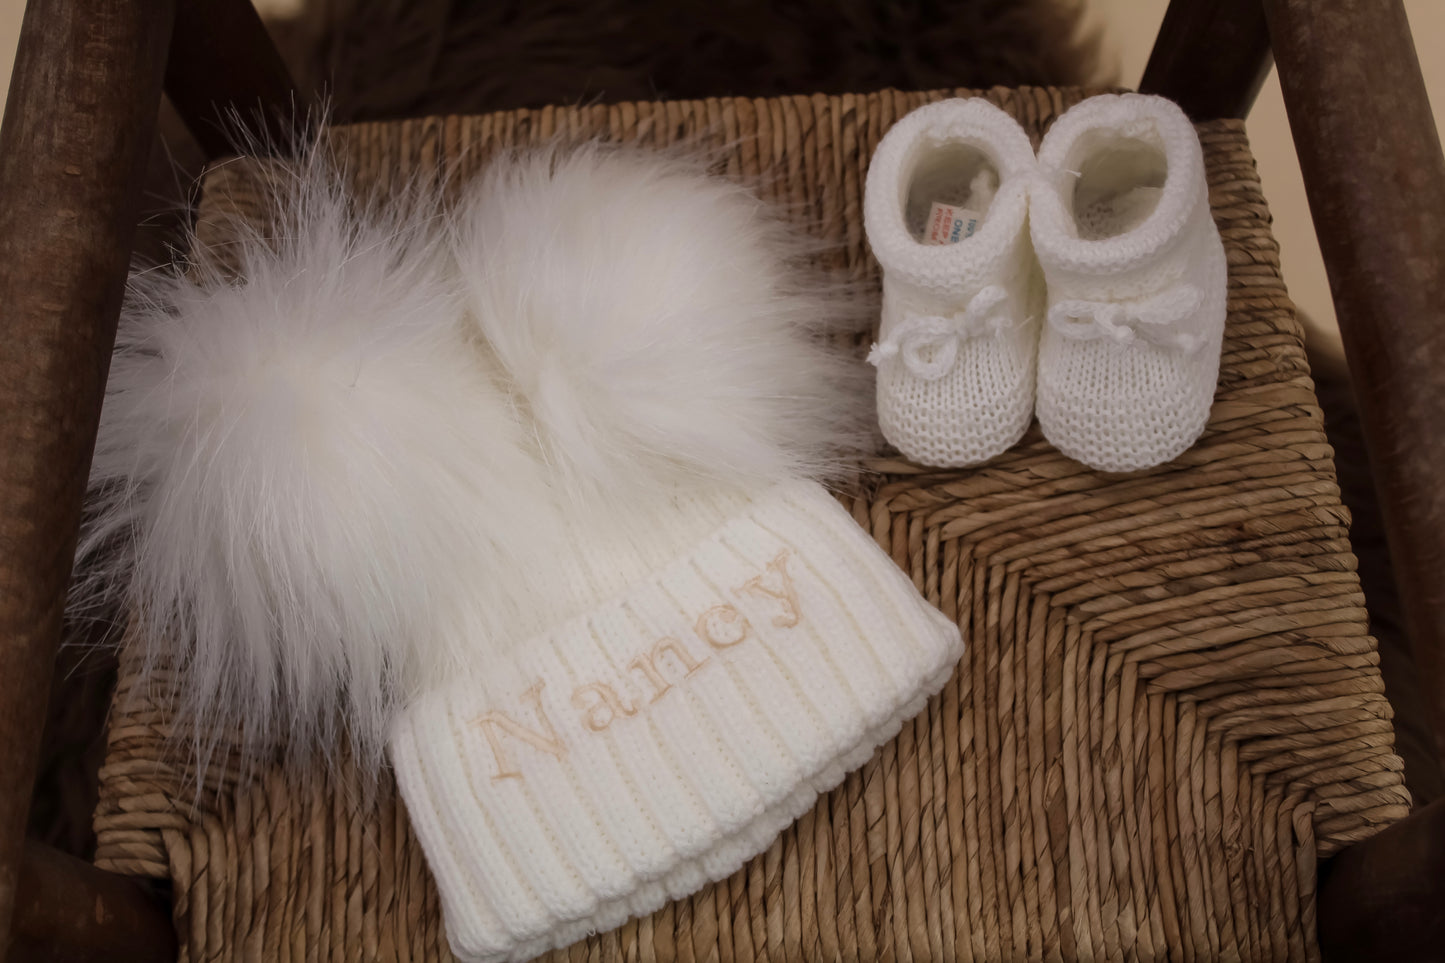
[92,87,1409,962]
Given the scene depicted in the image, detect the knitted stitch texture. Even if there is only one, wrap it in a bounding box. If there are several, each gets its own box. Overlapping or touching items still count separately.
[864,98,1042,467]
[389,480,962,963]
[1030,93,1227,472]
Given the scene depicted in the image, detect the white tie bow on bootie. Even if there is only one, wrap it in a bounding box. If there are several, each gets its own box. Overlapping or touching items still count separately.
[867,284,1015,380]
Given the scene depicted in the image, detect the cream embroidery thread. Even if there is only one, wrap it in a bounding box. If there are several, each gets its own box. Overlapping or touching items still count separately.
[737,551,801,627]
[695,604,750,649]
[571,682,638,732]
[471,550,804,781]
[629,637,710,704]
[472,680,567,780]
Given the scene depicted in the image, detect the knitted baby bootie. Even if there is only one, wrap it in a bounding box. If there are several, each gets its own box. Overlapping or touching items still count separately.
[1030,93,1227,472]
[864,98,1042,467]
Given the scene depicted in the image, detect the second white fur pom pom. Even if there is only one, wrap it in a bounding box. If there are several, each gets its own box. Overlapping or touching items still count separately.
[451,145,872,503]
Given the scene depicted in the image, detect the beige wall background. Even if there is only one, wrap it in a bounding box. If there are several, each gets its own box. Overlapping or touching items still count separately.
[1,0,1440,356]
[0,2,20,114]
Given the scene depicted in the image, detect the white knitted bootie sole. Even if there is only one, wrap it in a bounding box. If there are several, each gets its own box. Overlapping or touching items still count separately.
[1030,93,1227,473]
[864,98,1042,468]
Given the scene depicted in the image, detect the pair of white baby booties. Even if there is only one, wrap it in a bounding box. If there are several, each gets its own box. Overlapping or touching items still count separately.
[865,93,1228,472]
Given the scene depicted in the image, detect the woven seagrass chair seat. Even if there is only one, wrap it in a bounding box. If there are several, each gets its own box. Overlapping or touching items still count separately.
[91,86,1409,962]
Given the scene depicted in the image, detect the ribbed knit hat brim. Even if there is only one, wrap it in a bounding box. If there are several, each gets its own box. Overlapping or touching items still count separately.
[390,480,963,962]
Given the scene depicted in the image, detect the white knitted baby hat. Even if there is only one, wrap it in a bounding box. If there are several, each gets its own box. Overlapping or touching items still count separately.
[389,146,965,963]
[391,482,962,963]
[863,98,1041,467]
[1030,93,1227,472]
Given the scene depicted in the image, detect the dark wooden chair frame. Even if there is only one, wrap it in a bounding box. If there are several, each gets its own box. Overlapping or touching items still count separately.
[1,0,1441,960]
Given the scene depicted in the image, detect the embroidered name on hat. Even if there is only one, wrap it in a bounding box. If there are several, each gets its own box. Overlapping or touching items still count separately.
[472,550,802,781]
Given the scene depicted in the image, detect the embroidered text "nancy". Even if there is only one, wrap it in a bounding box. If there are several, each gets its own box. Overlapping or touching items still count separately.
[472,550,802,780]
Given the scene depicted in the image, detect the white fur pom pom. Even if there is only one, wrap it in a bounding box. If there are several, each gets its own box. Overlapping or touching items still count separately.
[77,155,551,776]
[451,145,872,503]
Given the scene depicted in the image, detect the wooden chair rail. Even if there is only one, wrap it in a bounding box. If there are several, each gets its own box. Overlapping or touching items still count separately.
[1269,0,1445,955]
[166,0,299,158]
[0,0,174,959]
[1318,799,1445,963]
[10,841,176,963]
[1264,0,1445,781]
[1140,0,1273,120]
[0,1,296,960]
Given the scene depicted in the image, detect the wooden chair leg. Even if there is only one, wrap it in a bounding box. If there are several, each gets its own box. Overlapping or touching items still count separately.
[1318,799,1445,961]
[10,842,175,963]
[166,0,301,158]
[1264,0,1445,781]
[1139,0,1273,120]
[0,0,174,960]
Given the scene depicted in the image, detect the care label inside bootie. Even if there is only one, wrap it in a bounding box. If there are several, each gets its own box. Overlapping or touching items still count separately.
[923,201,983,244]
[905,144,998,243]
